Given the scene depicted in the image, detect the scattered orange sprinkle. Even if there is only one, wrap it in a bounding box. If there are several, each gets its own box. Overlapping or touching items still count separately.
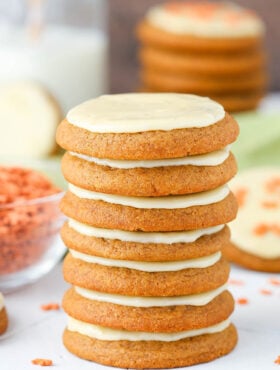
[236,298,249,305]
[260,289,272,296]
[31,359,53,366]
[40,303,60,311]
[228,278,245,286]
[266,178,280,193]
[274,355,280,365]
[262,201,278,209]
[253,223,280,236]
[234,187,248,207]
[268,278,280,286]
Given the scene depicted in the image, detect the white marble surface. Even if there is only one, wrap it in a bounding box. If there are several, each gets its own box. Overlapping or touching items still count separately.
[1,263,280,370]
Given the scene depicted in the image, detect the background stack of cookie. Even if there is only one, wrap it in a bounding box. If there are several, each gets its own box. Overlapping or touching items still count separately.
[137,1,267,112]
[57,93,239,368]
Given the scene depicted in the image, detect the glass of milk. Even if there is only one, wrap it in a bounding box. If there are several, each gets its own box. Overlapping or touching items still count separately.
[0,0,108,113]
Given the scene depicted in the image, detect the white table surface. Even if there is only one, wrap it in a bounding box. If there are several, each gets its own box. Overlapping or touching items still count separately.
[1,94,280,370]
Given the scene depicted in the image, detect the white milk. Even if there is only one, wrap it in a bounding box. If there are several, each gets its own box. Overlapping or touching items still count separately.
[0,25,108,113]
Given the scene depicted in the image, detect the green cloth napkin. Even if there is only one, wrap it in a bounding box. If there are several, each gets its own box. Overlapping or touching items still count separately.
[232,112,280,170]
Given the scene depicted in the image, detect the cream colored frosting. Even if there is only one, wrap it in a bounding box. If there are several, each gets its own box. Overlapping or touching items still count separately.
[147,2,265,37]
[69,249,221,272]
[0,292,4,311]
[74,283,227,307]
[230,167,280,259]
[68,219,225,244]
[69,146,230,169]
[67,316,231,341]
[66,93,225,133]
[68,183,229,209]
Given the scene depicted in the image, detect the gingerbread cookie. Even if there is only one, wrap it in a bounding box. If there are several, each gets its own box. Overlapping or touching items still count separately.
[224,167,280,272]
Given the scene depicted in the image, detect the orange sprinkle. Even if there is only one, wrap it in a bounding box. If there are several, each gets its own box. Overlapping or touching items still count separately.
[236,298,249,305]
[253,223,269,236]
[266,178,280,193]
[274,355,280,365]
[260,289,272,296]
[228,278,245,286]
[268,278,280,286]
[234,187,248,207]
[40,303,60,311]
[31,359,53,366]
[262,201,278,209]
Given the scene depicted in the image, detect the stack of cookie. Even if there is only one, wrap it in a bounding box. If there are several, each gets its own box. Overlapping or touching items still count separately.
[137,1,267,112]
[56,93,239,368]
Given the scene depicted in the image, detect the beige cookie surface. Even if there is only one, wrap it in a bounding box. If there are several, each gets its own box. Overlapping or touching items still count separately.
[63,287,234,332]
[61,222,230,262]
[63,254,230,297]
[56,113,239,160]
[62,151,237,196]
[63,323,237,368]
[60,191,237,232]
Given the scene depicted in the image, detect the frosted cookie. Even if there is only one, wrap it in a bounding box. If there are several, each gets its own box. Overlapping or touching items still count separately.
[137,2,265,53]
[63,322,237,368]
[61,150,237,196]
[63,287,234,332]
[224,167,280,272]
[63,253,230,297]
[61,221,230,262]
[140,47,266,76]
[56,93,239,160]
[0,293,8,335]
[0,81,61,158]
[60,186,237,232]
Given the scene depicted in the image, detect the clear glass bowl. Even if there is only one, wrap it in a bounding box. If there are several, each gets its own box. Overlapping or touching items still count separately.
[0,190,66,293]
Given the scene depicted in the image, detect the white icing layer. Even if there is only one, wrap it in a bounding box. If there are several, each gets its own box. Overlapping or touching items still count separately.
[69,249,221,272]
[67,316,231,342]
[230,167,280,259]
[69,184,229,209]
[0,292,4,311]
[66,93,225,133]
[68,219,224,244]
[74,283,227,307]
[147,3,265,37]
[69,146,230,169]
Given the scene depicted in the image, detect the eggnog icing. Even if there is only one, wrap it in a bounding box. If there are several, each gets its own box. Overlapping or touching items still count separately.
[230,167,280,259]
[74,283,227,307]
[69,249,221,272]
[66,93,225,133]
[69,146,230,169]
[147,2,265,37]
[0,292,4,311]
[67,316,231,341]
[68,219,225,244]
[68,183,229,209]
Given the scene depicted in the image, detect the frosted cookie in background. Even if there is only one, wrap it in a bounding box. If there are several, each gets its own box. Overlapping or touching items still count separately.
[0,292,8,335]
[225,167,280,272]
[137,1,268,112]
[0,81,61,159]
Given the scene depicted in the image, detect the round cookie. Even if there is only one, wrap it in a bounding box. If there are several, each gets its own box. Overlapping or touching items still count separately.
[140,47,266,76]
[61,222,230,262]
[56,94,239,160]
[225,167,280,272]
[63,323,237,368]
[62,151,237,196]
[213,93,263,113]
[63,287,234,332]
[63,253,230,297]
[0,293,8,335]
[141,69,267,95]
[60,190,237,232]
